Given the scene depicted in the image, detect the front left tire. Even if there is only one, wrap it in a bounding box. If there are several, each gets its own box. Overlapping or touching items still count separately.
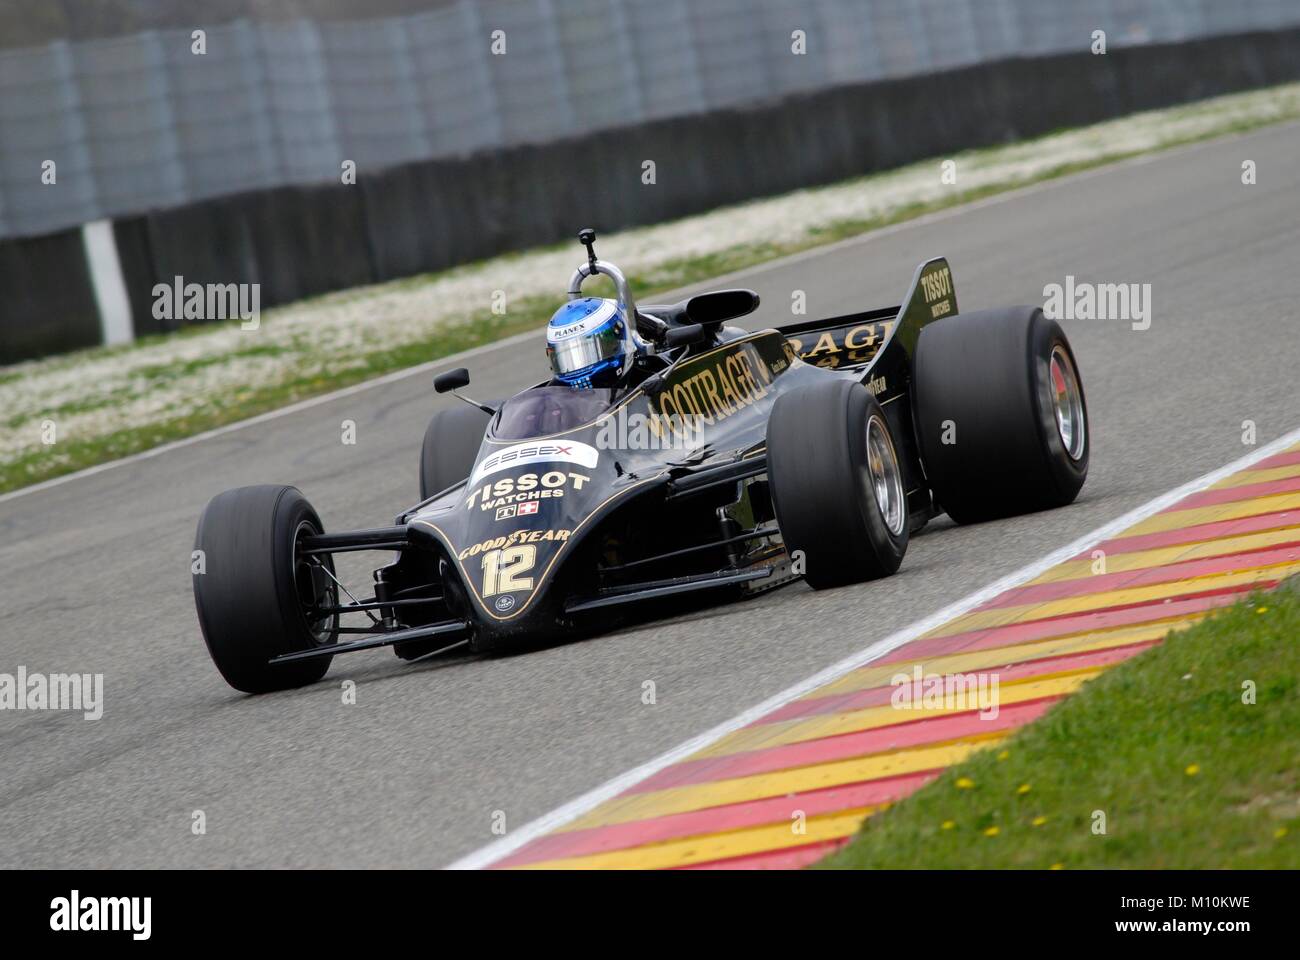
[419,404,494,500]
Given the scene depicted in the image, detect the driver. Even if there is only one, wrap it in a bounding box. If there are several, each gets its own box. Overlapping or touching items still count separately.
[546,297,639,390]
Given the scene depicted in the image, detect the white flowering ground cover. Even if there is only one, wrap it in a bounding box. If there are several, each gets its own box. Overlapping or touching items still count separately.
[3,82,1298,493]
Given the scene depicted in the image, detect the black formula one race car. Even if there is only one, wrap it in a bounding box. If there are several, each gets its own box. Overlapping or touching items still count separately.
[193,230,1089,692]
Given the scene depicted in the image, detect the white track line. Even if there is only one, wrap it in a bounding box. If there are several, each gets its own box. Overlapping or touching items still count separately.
[447,424,1300,869]
[3,124,1286,509]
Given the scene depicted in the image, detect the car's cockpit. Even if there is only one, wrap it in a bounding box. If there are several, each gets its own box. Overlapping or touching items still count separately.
[489,230,763,442]
[491,384,616,440]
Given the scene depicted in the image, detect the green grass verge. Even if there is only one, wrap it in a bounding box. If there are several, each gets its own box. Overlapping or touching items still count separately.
[0,305,546,491]
[819,586,1300,869]
[4,98,1299,494]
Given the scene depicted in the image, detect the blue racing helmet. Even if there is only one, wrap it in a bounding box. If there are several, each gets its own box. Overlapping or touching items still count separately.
[546,297,634,389]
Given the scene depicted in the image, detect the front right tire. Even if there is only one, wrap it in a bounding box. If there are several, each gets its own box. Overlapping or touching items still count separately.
[767,379,909,589]
[193,485,338,693]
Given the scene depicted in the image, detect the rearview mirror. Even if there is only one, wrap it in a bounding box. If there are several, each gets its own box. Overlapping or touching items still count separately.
[434,368,470,394]
[684,289,760,328]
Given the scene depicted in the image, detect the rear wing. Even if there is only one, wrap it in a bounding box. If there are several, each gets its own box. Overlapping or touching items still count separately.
[889,256,957,357]
[778,257,956,369]
[777,257,957,523]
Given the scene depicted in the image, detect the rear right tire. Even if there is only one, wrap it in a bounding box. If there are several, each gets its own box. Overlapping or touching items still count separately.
[913,305,1089,524]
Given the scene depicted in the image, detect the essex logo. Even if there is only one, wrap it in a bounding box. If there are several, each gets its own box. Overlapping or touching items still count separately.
[470,440,599,485]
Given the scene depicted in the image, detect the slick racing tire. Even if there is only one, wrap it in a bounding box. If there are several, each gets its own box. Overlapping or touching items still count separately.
[913,305,1089,524]
[767,379,909,589]
[193,485,339,693]
[419,403,495,501]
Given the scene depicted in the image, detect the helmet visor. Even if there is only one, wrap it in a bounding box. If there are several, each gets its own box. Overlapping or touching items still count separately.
[548,320,624,377]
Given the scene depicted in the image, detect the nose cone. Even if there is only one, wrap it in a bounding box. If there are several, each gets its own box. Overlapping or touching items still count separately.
[419,440,608,623]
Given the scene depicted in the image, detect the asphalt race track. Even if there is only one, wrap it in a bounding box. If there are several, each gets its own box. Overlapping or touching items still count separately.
[2,123,1298,868]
